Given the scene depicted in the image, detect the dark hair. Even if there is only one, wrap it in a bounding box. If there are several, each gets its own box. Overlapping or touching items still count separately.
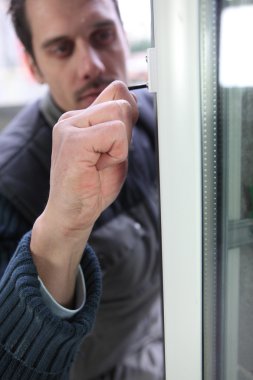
[8,0,33,56]
[8,0,122,58]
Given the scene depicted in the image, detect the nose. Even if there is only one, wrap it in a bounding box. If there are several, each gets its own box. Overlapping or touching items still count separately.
[75,40,106,81]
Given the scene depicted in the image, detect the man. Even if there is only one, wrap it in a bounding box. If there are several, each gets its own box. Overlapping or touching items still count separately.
[0,0,163,379]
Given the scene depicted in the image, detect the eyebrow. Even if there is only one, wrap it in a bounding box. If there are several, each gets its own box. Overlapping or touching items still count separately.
[41,20,116,50]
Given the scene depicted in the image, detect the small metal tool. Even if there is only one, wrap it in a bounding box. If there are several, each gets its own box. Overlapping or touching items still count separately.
[128,83,148,91]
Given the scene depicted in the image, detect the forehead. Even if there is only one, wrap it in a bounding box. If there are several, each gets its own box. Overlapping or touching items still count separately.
[26,0,120,39]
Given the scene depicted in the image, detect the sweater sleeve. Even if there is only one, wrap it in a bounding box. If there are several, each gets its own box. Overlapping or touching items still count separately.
[0,231,101,379]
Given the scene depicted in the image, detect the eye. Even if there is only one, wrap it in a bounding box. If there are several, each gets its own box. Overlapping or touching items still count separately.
[91,27,116,48]
[47,39,74,58]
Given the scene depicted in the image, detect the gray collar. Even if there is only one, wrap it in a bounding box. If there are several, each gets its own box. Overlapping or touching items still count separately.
[39,91,63,127]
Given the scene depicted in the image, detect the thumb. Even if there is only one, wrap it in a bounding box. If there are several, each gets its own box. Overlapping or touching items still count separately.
[92,80,139,124]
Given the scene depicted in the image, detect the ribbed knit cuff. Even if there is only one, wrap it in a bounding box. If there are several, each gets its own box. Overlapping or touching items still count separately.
[0,231,101,379]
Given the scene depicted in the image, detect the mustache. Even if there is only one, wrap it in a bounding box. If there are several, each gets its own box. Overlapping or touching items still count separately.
[74,77,115,101]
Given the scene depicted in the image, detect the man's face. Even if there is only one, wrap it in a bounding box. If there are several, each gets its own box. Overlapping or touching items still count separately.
[25,0,129,111]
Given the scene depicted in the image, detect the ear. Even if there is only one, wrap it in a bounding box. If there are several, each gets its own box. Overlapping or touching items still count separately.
[24,51,45,84]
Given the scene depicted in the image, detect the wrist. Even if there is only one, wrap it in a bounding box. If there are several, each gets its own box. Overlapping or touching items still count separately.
[30,211,92,307]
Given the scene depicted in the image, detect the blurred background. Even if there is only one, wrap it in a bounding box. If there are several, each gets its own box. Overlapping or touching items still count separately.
[0,0,151,128]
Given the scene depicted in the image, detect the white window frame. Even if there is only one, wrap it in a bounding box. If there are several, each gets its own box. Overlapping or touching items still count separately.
[151,0,202,378]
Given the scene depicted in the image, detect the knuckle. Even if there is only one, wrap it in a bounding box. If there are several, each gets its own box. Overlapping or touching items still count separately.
[53,121,71,142]
[58,110,76,122]
[111,79,127,92]
[52,122,62,138]
[115,99,132,118]
[116,119,125,129]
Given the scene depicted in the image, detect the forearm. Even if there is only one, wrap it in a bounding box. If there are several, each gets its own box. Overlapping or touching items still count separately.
[0,231,101,379]
[28,81,137,307]
[0,194,88,312]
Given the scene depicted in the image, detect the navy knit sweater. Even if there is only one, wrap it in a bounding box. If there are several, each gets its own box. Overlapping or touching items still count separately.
[0,89,160,379]
[0,195,102,379]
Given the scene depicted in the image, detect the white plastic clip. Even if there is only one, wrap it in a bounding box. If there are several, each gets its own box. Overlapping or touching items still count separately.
[147,47,158,93]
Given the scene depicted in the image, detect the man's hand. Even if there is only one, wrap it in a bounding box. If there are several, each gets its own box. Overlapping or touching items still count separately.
[30,81,138,307]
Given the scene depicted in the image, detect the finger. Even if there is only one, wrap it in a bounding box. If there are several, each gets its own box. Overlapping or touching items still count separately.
[88,121,129,170]
[58,81,139,125]
[58,110,81,122]
[59,120,128,171]
[92,80,139,123]
[57,101,134,143]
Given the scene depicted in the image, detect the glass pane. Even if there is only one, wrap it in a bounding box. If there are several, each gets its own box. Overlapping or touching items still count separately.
[202,0,253,379]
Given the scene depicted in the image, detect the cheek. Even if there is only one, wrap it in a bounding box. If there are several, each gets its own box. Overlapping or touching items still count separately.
[49,78,74,108]
[53,81,73,102]
[45,64,75,94]
[105,49,128,73]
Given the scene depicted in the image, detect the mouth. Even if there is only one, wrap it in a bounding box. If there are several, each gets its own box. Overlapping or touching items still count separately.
[76,82,112,105]
[77,91,101,104]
